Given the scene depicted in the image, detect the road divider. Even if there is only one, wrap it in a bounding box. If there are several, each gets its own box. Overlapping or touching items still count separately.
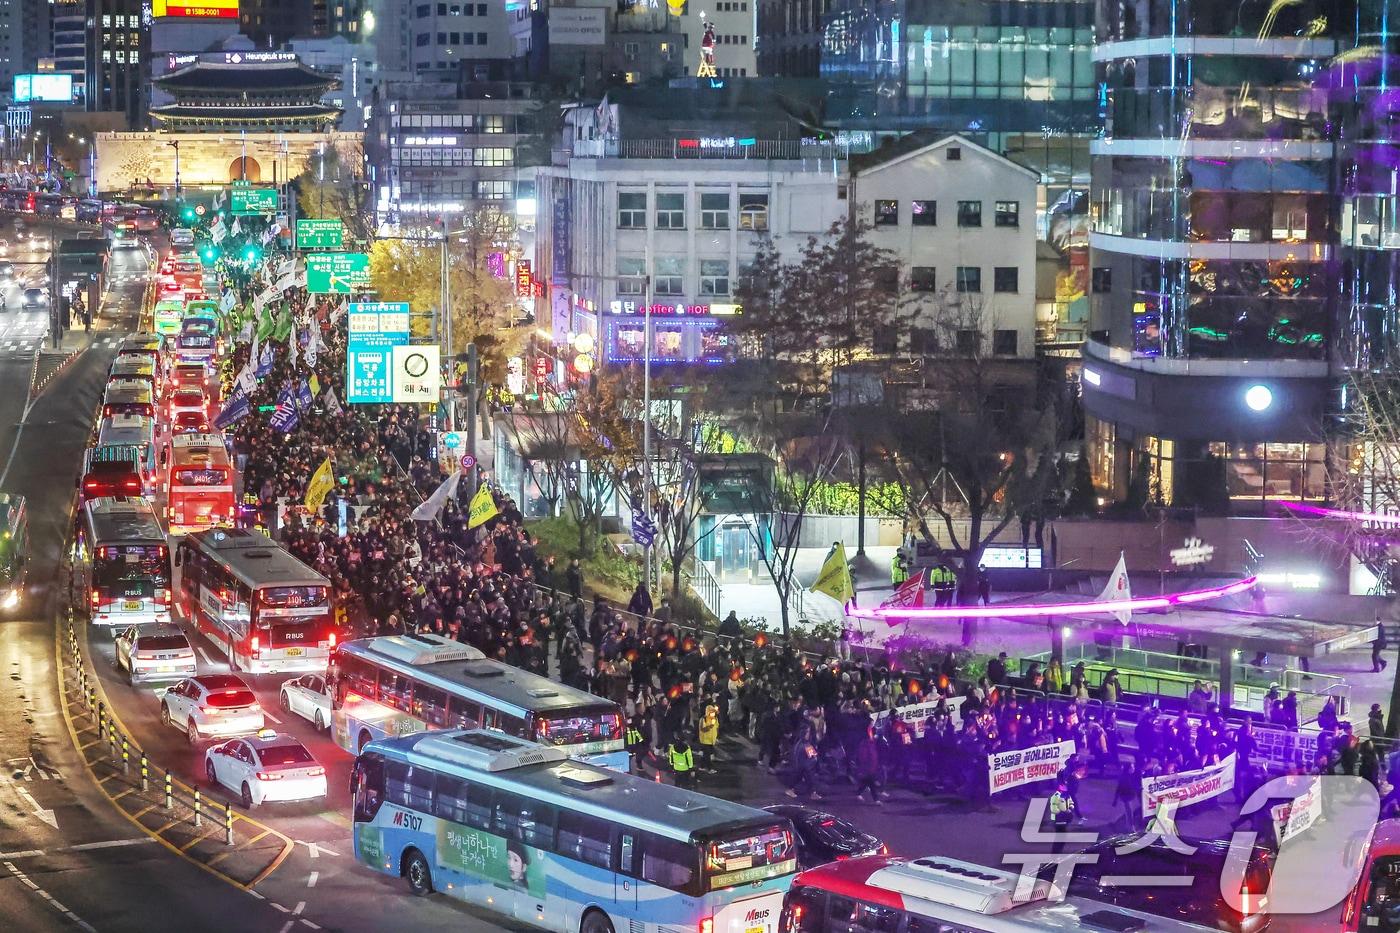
[56,611,294,890]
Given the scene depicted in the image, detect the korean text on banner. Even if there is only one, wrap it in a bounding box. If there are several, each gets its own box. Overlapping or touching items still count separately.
[304,457,335,513]
[988,740,1076,794]
[1270,777,1322,846]
[872,699,962,738]
[1141,752,1236,813]
[467,484,499,530]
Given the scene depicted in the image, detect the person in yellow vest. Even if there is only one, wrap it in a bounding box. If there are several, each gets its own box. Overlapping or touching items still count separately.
[891,551,909,586]
[625,713,648,775]
[697,704,719,772]
[667,737,695,789]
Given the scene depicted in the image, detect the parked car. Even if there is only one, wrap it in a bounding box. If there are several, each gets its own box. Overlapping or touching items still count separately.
[764,804,885,869]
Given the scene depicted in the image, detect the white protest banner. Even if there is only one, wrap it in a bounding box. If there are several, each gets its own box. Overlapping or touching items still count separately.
[1270,776,1322,845]
[989,740,1076,794]
[1141,752,1236,812]
[873,699,962,738]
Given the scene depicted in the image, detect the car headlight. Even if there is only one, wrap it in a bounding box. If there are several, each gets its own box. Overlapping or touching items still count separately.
[1,588,19,609]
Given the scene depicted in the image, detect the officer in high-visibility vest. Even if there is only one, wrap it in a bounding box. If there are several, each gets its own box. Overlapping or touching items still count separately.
[667,738,695,789]
[891,551,909,586]
[625,713,648,774]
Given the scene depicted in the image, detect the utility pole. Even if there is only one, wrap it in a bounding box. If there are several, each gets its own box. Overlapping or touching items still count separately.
[465,342,479,503]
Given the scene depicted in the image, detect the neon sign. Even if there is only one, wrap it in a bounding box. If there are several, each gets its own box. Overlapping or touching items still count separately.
[608,301,741,316]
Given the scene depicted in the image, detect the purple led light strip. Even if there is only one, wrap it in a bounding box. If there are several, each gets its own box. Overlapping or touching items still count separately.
[1281,502,1400,525]
[847,576,1259,622]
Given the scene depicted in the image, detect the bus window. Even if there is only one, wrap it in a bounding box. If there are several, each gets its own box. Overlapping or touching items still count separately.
[446,696,481,730]
[352,754,386,823]
[434,774,471,824]
[848,902,902,933]
[492,792,556,849]
[783,887,826,933]
[641,833,699,894]
[385,760,435,812]
[379,670,412,712]
[413,684,448,727]
[462,780,494,831]
[704,823,796,890]
[340,655,376,703]
[557,811,612,869]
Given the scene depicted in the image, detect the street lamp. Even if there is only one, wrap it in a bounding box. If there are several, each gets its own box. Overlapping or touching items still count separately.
[167,140,181,202]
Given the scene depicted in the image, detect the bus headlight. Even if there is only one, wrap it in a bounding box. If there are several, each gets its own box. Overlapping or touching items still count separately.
[2,588,19,609]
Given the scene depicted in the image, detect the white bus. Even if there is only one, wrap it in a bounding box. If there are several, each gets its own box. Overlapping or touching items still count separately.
[781,855,1220,933]
[353,729,798,933]
[75,497,171,627]
[330,634,628,770]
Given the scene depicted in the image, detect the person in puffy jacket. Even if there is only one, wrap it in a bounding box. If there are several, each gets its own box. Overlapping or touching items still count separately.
[852,725,888,804]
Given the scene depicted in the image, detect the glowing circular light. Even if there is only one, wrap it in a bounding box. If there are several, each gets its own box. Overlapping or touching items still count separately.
[1244,384,1273,412]
[573,354,593,374]
[572,332,595,354]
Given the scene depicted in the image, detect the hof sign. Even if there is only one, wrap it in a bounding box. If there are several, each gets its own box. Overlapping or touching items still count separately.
[392,345,441,403]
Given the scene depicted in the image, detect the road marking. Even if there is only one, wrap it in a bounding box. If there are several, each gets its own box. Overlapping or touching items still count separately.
[300,921,320,931]
[296,840,338,858]
[263,710,281,724]
[293,901,305,915]
[0,849,44,859]
[196,647,215,666]
[306,871,318,888]
[270,901,290,913]
[63,837,156,853]
[14,786,57,828]
[3,861,97,933]
[278,923,294,933]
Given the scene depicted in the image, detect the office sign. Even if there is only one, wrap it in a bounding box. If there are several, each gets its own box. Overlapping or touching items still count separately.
[231,186,279,215]
[296,219,344,251]
[549,7,606,44]
[308,252,371,294]
[153,0,239,18]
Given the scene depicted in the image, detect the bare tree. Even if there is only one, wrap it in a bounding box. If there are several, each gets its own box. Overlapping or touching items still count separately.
[294,140,374,244]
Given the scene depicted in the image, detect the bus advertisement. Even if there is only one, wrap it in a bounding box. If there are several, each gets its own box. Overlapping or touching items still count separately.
[76,497,171,627]
[164,433,234,533]
[175,528,334,674]
[329,634,628,769]
[352,729,797,933]
[153,298,185,336]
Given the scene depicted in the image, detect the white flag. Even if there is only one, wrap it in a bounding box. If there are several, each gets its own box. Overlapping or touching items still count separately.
[1099,551,1133,625]
[276,272,296,293]
[220,290,237,313]
[289,326,299,366]
[277,258,296,279]
[211,225,227,246]
[323,387,344,417]
[214,191,225,209]
[237,364,258,395]
[231,216,242,236]
[410,473,461,522]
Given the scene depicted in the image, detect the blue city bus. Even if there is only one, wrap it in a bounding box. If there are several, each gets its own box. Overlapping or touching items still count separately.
[331,633,628,770]
[352,729,798,933]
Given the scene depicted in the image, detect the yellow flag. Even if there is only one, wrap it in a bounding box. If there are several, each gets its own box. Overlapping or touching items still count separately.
[467,483,499,529]
[810,542,854,604]
[304,456,335,513]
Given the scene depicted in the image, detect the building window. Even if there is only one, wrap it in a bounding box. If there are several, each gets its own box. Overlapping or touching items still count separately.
[738,193,768,231]
[910,266,937,292]
[477,3,486,12]
[874,199,898,227]
[700,259,729,295]
[1207,442,1326,503]
[654,257,683,295]
[450,31,460,43]
[956,266,981,293]
[655,192,685,229]
[1092,267,1112,293]
[474,180,512,199]
[911,200,935,226]
[700,192,729,229]
[416,3,430,14]
[993,267,1018,293]
[437,1,446,11]
[946,147,961,161]
[993,329,1018,356]
[477,32,487,44]
[625,42,639,60]
[910,327,937,355]
[416,32,430,45]
[874,266,899,294]
[617,256,645,295]
[995,200,1020,228]
[957,201,982,227]
[955,329,980,354]
[617,192,646,229]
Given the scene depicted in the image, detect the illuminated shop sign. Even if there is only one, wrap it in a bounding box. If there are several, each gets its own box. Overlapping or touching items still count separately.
[607,301,742,316]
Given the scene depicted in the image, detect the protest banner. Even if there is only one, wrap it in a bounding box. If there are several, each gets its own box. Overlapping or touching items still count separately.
[1141,753,1236,812]
[988,740,1076,794]
[872,698,962,738]
[1270,777,1322,845]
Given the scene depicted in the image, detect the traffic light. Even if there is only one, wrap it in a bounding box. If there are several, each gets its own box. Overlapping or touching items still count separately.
[242,245,261,263]
[200,245,219,263]
[179,203,197,223]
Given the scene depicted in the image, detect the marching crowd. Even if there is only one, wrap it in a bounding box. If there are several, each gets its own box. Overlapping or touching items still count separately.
[212,245,1398,840]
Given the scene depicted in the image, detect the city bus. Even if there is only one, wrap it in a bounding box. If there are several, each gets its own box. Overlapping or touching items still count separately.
[96,415,157,495]
[0,493,29,612]
[79,444,145,504]
[153,297,184,336]
[174,528,334,674]
[352,729,798,933]
[330,633,628,769]
[780,855,1220,933]
[163,433,234,533]
[74,497,171,628]
[102,379,155,420]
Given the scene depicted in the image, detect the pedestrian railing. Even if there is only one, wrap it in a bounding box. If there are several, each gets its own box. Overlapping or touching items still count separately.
[690,557,723,619]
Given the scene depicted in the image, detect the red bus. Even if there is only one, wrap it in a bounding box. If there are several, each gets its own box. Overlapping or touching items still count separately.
[174,528,334,674]
[163,433,234,534]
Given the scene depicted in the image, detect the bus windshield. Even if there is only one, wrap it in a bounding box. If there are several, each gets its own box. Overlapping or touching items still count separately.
[533,710,623,747]
[94,544,170,591]
[703,824,797,891]
[260,586,328,608]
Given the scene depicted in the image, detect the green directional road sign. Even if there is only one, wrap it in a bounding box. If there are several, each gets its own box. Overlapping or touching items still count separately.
[296,218,344,251]
[307,252,371,294]
[231,186,279,215]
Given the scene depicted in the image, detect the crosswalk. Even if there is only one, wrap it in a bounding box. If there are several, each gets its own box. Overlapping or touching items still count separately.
[3,758,60,782]
[0,334,124,355]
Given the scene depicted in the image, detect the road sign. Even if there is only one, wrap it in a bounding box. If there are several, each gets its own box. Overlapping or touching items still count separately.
[391,345,441,403]
[231,186,278,215]
[442,432,464,450]
[296,218,344,251]
[307,252,370,294]
[460,454,476,470]
[346,302,409,404]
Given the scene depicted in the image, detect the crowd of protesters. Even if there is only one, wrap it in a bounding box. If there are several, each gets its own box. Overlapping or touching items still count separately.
[207,244,1399,840]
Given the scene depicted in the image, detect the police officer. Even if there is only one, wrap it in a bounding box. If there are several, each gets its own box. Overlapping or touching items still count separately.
[1048,780,1076,853]
[891,550,909,586]
[625,713,648,774]
[667,737,695,789]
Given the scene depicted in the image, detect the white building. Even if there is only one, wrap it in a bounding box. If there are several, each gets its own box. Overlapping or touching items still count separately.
[847,134,1039,359]
[534,106,845,364]
[287,35,380,132]
[402,0,516,74]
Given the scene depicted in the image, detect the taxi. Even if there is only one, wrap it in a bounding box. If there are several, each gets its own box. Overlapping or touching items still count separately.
[203,730,327,808]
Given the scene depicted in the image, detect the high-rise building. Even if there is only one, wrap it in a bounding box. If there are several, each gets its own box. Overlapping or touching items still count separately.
[241,0,366,46]
[0,0,49,104]
[50,0,87,102]
[1081,0,1341,512]
[88,0,149,125]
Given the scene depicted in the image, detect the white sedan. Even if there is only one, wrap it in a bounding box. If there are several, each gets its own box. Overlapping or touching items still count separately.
[160,675,264,745]
[279,674,331,730]
[203,731,327,808]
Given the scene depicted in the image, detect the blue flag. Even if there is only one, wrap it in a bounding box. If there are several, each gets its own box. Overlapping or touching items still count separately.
[213,392,251,430]
[269,401,300,434]
[256,342,275,378]
[296,379,314,412]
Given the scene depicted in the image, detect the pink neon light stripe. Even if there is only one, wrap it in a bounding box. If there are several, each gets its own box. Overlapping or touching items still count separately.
[1282,502,1400,525]
[849,576,1258,621]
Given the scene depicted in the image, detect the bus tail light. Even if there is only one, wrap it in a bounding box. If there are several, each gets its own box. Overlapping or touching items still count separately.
[156,588,170,605]
[167,506,175,519]
[89,589,99,606]
[699,918,713,933]
[327,631,337,648]
[255,771,283,781]
[251,634,260,655]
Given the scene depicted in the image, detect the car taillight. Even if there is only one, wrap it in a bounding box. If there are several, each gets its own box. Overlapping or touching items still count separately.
[251,635,260,655]
[307,767,325,777]
[327,631,337,648]
[256,771,283,781]
[89,589,99,606]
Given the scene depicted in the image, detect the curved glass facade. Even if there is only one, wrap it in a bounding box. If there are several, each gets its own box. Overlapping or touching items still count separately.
[1090,0,1348,360]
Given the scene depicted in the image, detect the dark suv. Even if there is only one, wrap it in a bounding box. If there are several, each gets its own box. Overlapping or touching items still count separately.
[1064,833,1273,932]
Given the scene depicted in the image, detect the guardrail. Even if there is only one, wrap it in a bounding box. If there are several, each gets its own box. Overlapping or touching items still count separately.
[690,558,722,619]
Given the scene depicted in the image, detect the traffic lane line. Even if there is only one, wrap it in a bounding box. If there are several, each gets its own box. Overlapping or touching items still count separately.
[2,860,98,933]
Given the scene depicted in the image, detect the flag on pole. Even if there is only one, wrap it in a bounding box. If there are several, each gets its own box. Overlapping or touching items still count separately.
[288,323,299,367]
[230,216,241,237]
[467,483,499,529]
[295,379,313,411]
[880,569,926,610]
[212,391,251,430]
[256,342,275,378]
[810,542,855,605]
[270,401,299,434]
[411,473,461,522]
[1099,551,1133,625]
[304,457,335,513]
[236,363,257,396]
[220,290,237,314]
[323,387,343,417]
